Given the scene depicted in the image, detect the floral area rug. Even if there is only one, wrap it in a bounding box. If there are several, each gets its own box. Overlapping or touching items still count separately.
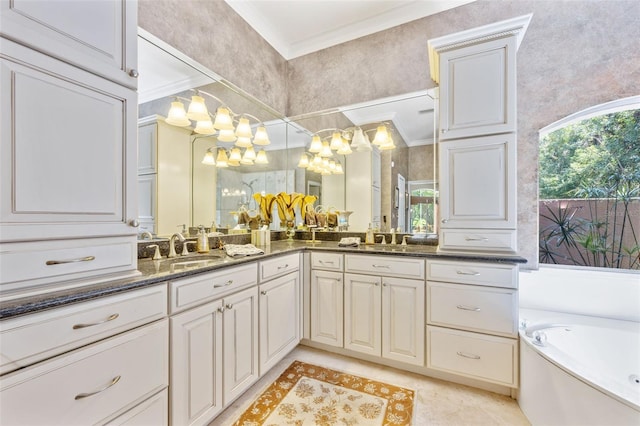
[233,360,415,425]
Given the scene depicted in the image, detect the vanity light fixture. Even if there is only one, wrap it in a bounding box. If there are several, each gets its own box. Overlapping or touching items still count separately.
[253,126,270,145]
[235,117,253,138]
[186,95,209,121]
[255,149,269,164]
[229,147,242,163]
[371,125,389,146]
[308,135,323,153]
[319,141,333,158]
[216,148,229,167]
[329,132,344,150]
[201,149,216,165]
[212,106,234,130]
[166,101,191,127]
[217,128,237,142]
[350,127,372,152]
[194,119,216,135]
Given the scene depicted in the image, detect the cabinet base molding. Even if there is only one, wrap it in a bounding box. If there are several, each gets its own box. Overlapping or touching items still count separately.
[299,340,514,397]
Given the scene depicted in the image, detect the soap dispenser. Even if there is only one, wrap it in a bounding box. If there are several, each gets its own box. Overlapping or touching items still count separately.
[197,226,210,253]
[365,223,375,245]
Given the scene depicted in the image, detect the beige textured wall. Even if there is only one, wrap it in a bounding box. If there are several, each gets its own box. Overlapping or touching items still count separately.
[139,0,640,268]
[138,0,288,114]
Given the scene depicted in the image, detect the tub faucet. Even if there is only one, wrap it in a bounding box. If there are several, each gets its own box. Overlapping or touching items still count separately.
[168,233,186,258]
[524,323,571,337]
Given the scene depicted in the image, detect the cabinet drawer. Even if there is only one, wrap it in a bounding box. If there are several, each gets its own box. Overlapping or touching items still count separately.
[0,320,168,425]
[345,254,424,279]
[427,282,517,337]
[427,259,517,289]
[0,285,167,375]
[311,252,343,271]
[440,229,517,252]
[259,253,299,282]
[0,237,138,294]
[427,326,517,387]
[107,389,168,426]
[169,263,257,313]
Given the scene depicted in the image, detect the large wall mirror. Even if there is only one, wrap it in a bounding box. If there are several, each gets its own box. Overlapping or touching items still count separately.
[137,29,438,237]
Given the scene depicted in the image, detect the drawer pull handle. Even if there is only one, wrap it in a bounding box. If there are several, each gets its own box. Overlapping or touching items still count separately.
[260,290,268,296]
[464,237,489,241]
[214,280,233,288]
[456,305,481,312]
[73,313,119,329]
[372,264,390,269]
[456,270,480,276]
[277,264,290,270]
[225,303,234,310]
[319,260,335,265]
[46,256,95,266]
[456,351,481,360]
[74,375,121,400]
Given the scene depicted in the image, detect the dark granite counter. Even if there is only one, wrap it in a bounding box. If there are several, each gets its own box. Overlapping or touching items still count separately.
[0,240,526,320]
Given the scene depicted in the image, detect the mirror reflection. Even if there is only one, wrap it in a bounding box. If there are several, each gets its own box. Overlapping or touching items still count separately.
[137,29,437,237]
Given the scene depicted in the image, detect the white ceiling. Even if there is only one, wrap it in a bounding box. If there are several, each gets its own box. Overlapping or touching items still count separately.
[225,0,475,60]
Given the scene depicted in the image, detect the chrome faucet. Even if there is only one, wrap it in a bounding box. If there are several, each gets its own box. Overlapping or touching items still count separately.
[168,233,186,258]
[524,323,571,337]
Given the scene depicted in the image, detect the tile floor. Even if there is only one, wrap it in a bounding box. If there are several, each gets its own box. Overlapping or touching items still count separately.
[211,345,531,425]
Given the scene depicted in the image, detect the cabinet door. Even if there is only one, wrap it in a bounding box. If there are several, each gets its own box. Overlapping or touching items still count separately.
[382,277,425,366]
[310,270,343,347]
[137,174,156,226]
[259,272,300,374]
[0,39,138,242]
[138,122,157,175]
[439,36,516,140]
[223,287,259,405]
[170,300,223,426]
[438,134,516,229]
[344,274,381,356]
[0,0,138,88]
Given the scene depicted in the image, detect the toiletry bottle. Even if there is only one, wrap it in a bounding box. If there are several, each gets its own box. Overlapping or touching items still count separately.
[365,223,375,245]
[197,226,210,253]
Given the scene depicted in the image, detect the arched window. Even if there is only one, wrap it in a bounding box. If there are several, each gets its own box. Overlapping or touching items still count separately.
[538,96,640,270]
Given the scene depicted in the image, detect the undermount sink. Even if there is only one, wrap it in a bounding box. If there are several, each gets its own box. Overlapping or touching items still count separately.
[163,253,225,271]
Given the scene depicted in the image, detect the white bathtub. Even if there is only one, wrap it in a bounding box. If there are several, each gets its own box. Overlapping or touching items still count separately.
[518,309,640,425]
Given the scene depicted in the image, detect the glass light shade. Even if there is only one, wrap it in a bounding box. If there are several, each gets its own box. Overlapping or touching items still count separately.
[228,160,240,167]
[212,107,234,130]
[201,149,215,165]
[372,125,389,146]
[335,163,344,174]
[240,157,254,165]
[297,154,309,168]
[217,128,237,142]
[309,135,322,153]
[351,127,371,151]
[320,141,333,158]
[330,132,343,150]
[165,101,191,127]
[229,147,242,162]
[255,149,269,164]
[235,117,253,138]
[244,145,256,160]
[357,132,373,152]
[337,140,352,155]
[216,149,229,168]
[379,135,396,150]
[329,160,336,171]
[313,154,322,165]
[253,126,270,145]
[194,119,216,135]
[186,95,209,121]
[235,136,252,148]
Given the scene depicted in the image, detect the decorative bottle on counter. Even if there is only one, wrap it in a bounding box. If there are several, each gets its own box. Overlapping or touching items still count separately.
[365,223,375,245]
[197,227,210,253]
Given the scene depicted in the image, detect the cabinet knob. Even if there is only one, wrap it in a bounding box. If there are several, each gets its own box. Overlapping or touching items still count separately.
[129,219,140,227]
[128,68,139,78]
[441,219,448,224]
[441,128,448,134]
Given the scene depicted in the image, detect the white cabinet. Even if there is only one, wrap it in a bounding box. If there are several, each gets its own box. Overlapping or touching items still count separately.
[310,269,343,347]
[428,15,531,255]
[0,319,168,425]
[259,271,300,374]
[170,299,224,425]
[437,36,516,140]
[137,117,192,237]
[438,134,517,252]
[0,0,138,88]
[344,274,381,356]
[0,0,140,293]
[344,273,425,366]
[346,149,382,230]
[222,287,259,405]
[426,259,519,387]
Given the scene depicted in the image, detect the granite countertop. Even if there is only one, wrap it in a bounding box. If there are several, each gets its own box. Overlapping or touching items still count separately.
[0,241,526,320]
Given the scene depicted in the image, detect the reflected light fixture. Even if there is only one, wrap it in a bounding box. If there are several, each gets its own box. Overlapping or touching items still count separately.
[309,135,323,153]
[216,149,229,167]
[235,117,253,138]
[330,132,343,150]
[212,106,234,130]
[186,95,209,121]
[255,149,269,164]
[201,149,216,165]
[253,126,270,146]
[166,101,191,127]
[217,128,237,142]
[319,141,333,158]
[194,119,216,135]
